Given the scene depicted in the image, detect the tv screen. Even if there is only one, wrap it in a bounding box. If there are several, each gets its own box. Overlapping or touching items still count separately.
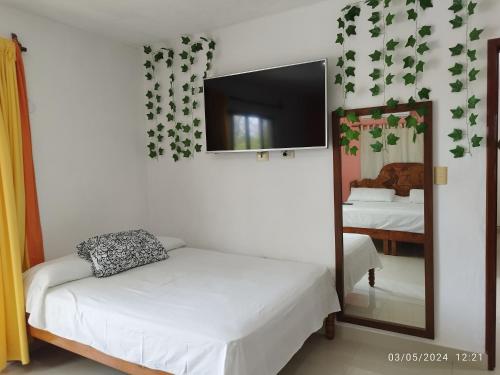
[203,59,327,152]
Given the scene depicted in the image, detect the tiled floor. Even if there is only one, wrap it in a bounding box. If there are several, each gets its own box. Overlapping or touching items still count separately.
[4,327,488,374]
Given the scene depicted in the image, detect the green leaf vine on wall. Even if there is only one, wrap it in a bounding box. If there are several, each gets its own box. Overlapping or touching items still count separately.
[143,36,216,161]
[447,0,483,158]
[337,0,433,156]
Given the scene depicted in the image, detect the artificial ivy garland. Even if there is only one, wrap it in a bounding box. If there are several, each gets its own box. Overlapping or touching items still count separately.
[143,36,216,161]
[337,0,433,156]
[447,0,483,158]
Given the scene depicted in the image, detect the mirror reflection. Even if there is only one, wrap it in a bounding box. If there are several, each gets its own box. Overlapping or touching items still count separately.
[340,107,426,328]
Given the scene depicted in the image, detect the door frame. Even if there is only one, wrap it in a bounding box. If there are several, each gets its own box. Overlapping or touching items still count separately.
[486,37,500,371]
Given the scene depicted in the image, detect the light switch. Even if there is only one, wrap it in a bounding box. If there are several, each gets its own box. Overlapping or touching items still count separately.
[434,166,448,185]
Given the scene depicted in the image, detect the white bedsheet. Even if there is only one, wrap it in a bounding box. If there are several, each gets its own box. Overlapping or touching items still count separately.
[343,233,382,294]
[24,248,339,375]
[343,196,424,234]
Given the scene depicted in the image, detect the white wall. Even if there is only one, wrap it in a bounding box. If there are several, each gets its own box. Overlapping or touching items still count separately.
[146,0,497,353]
[0,5,147,259]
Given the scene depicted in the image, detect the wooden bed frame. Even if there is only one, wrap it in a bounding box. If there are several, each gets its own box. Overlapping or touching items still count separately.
[27,313,336,374]
[344,162,425,256]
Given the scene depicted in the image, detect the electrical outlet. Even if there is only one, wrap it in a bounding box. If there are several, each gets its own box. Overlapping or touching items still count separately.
[256,151,269,161]
[281,150,295,159]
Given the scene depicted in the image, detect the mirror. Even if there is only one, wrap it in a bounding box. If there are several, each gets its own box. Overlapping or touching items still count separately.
[332,101,434,338]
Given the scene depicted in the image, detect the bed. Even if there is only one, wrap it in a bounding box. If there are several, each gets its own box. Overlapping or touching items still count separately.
[24,242,340,375]
[343,233,382,294]
[343,163,425,255]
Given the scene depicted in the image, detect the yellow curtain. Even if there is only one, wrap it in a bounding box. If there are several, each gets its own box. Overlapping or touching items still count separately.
[0,37,29,369]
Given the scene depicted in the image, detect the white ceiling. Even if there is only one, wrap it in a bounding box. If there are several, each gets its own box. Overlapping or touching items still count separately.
[0,0,326,45]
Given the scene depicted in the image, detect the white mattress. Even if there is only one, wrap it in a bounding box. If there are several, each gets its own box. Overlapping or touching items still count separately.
[343,196,425,234]
[343,233,382,294]
[24,248,339,375]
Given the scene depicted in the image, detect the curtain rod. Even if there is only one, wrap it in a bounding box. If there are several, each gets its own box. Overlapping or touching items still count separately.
[11,33,27,52]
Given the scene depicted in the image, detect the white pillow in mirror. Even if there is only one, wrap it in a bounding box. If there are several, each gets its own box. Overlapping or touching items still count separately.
[348,188,395,202]
[409,189,425,204]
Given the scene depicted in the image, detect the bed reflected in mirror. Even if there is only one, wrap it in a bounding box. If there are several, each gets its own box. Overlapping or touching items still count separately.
[333,101,434,338]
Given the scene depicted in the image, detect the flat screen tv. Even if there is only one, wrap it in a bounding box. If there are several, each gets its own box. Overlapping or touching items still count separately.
[203,59,327,153]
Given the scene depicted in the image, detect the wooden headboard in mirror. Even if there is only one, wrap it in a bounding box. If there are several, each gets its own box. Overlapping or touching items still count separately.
[350,162,424,197]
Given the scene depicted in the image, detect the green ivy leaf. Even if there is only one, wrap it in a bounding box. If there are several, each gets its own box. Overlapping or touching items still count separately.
[469,28,484,42]
[386,73,395,85]
[183,149,192,158]
[182,95,190,104]
[345,66,356,77]
[144,60,152,69]
[192,101,199,109]
[345,50,356,61]
[369,50,382,61]
[366,0,380,9]
[181,36,191,45]
[182,83,189,91]
[417,43,430,55]
[337,17,345,29]
[158,148,164,156]
[403,73,416,85]
[406,115,418,128]
[345,82,355,94]
[449,15,463,29]
[384,0,391,7]
[175,122,183,130]
[416,123,427,134]
[182,107,190,116]
[347,112,359,123]
[386,39,399,51]
[416,61,425,73]
[448,128,463,141]
[157,123,165,132]
[370,127,383,138]
[194,130,202,139]
[371,141,384,152]
[448,63,464,76]
[387,98,399,108]
[157,134,164,143]
[193,118,201,127]
[385,54,394,67]
[407,9,418,21]
[166,58,173,68]
[449,44,464,56]
[181,64,189,73]
[172,153,179,162]
[369,68,382,80]
[191,42,203,53]
[167,129,175,137]
[147,142,156,150]
[387,114,400,128]
[371,109,383,120]
[451,106,464,119]
[368,12,381,24]
[179,50,189,60]
[467,49,477,62]
[144,45,152,54]
[403,56,415,68]
[386,13,395,25]
[450,79,464,92]
[345,5,361,21]
[190,74,197,82]
[147,129,155,137]
[337,57,344,67]
[154,82,160,91]
[468,1,477,15]
[346,25,357,37]
[369,26,382,38]
[336,33,344,45]
[156,106,162,115]
[169,101,176,112]
[146,101,154,109]
[147,112,154,120]
[406,35,416,48]
[166,113,174,121]
[408,96,416,105]
[448,0,463,13]
[349,146,359,156]
[469,68,480,81]
[154,51,164,62]
[387,133,400,145]
[450,145,465,158]
[419,25,432,38]
[208,40,216,50]
[195,144,203,153]
[334,74,343,85]
[406,0,416,4]
[471,134,483,147]
[146,90,153,99]
[370,85,381,96]
[468,95,481,109]
[419,0,433,9]
[416,106,427,116]
[156,95,161,103]
[145,72,153,80]
[469,113,478,126]
[182,125,191,133]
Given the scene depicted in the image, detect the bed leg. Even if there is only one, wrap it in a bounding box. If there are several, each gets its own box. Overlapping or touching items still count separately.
[325,313,335,340]
[383,240,389,255]
[391,240,398,256]
[368,268,375,287]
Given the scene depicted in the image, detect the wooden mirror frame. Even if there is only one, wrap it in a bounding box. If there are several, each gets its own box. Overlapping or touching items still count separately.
[332,101,434,339]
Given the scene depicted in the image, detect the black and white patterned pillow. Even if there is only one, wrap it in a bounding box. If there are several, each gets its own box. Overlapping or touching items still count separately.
[77,229,168,278]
